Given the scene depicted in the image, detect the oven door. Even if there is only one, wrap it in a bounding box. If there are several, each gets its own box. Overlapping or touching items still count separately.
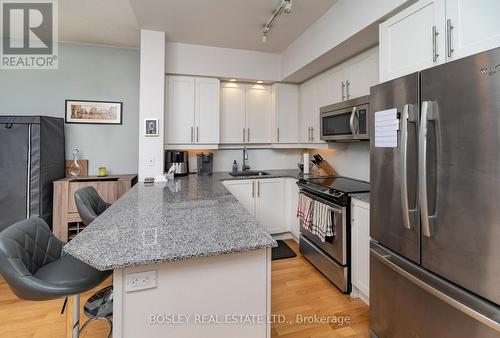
[298,190,347,265]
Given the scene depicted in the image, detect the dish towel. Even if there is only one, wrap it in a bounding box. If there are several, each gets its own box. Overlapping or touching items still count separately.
[310,201,333,242]
[297,193,313,230]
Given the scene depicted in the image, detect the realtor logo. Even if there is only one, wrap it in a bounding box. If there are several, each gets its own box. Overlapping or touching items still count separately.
[1,0,58,69]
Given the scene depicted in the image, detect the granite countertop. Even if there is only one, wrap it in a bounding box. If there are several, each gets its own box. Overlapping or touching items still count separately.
[64,172,288,271]
[350,192,370,204]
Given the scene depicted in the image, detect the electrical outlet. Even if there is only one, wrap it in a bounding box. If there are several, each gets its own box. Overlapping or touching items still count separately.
[125,270,157,292]
[147,157,155,167]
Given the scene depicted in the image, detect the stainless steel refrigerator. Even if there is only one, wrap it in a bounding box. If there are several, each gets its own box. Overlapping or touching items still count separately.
[369,47,500,337]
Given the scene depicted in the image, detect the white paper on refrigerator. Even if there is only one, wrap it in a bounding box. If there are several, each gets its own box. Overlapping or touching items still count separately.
[374,108,399,148]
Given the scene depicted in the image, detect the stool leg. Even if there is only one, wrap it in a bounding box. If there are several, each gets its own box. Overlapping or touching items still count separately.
[72,295,80,338]
[106,318,113,338]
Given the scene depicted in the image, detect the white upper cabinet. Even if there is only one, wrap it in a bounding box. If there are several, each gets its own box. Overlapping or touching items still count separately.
[299,47,378,144]
[324,66,349,104]
[245,85,272,144]
[195,78,220,144]
[348,50,380,98]
[299,79,321,143]
[220,84,246,144]
[166,76,220,145]
[272,84,299,144]
[380,0,500,82]
[166,76,195,144]
[380,0,446,82]
[220,83,272,144]
[446,0,500,61]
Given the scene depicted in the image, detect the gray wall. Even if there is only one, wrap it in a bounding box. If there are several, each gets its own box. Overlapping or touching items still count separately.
[0,43,140,175]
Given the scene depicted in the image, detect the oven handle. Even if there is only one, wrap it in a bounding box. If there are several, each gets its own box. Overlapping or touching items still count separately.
[349,107,357,135]
[298,189,344,214]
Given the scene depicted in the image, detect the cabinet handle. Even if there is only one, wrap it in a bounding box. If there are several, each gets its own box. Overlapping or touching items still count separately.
[310,127,314,142]
[196,126,199,143]
[191,126,194,143]
[346,80,350,99]
[277,128,280,142]
[247,128,250,143]
[257,180,260,197]
[341,81,346,101]
[446,19,454,58]
[252,181,255,198]
[243,128,246,142]
[432,25,439,62]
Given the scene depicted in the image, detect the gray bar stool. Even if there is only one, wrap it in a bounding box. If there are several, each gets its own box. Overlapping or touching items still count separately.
[0,218,111,338]
[74,186,111,226]
[74,186,114,337]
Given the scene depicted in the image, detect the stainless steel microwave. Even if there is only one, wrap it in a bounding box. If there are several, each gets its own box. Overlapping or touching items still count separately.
[320,95,370,141]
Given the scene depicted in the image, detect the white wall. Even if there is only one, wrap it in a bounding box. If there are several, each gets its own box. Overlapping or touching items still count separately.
[187,149,303,173]
[314,143,370,181]
[281,0,410,80]
[0,43,139,175]
[138,30,165,181]
[165,42,281,81]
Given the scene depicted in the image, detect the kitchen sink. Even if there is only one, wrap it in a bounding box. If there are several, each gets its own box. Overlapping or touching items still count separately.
[229,171,270,177]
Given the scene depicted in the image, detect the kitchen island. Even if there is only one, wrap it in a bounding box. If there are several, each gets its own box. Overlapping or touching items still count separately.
[64,173,277,338]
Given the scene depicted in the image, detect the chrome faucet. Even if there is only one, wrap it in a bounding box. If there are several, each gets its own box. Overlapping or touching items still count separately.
[242,147,250,171]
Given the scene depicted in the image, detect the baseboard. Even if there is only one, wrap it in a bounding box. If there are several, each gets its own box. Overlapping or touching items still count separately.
[271,232,298,242]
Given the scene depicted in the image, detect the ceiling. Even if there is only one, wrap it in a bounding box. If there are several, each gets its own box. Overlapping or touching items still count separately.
[58,0,337,53]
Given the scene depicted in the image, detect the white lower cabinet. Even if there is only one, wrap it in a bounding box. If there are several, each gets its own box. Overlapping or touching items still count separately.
[350,198,370,304]
[223,178,286,234]
[285,178,300,239]
[255,179,285,234]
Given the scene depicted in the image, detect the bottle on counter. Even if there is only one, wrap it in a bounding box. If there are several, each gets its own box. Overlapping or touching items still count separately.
[232,160,239,174]
[303,150,310,175]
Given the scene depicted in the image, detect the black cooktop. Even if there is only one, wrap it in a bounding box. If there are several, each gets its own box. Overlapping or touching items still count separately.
[305,176,370,193]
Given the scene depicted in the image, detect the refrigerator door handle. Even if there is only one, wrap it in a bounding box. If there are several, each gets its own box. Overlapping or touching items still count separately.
[419,101,433,237]
[371,243,500,333]
[400,104,416,230]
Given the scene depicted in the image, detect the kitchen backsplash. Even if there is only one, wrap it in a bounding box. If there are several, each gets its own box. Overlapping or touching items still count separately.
[188,149,303,172]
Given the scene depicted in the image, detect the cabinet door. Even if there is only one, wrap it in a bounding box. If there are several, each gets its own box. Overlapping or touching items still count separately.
[273,84,299,143]
[379,0,446,82]
[351,200,370,302]
[285,178,300,238]
[220,83,246,144]
[299,80,316,143]
[222,180,255,216]
[446,0,500,61]
[166,76,195,144]
[255,178,285,234]
[245,85,272,144]
[195,77,220,144]
[348,48,379,98]
[325,66,348,104]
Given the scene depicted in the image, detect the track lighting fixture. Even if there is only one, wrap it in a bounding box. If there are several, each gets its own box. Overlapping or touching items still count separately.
[261,0,292,43]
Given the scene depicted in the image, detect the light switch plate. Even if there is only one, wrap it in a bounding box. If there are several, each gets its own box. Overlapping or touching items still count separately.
[147,157,155,167]
[125,270,157,292]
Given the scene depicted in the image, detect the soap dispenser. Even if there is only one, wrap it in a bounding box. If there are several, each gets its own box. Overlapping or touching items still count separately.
[232,160,238,175]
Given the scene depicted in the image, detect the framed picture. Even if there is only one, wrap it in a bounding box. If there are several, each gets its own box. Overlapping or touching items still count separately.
[144,118,159,136]
[65,100,123,125]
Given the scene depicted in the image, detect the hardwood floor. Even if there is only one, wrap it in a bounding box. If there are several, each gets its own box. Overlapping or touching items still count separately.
[0,240,369,338]
[271,240,369,338]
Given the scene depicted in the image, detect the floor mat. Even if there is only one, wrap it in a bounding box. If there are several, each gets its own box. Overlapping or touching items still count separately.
[272,240,297,260]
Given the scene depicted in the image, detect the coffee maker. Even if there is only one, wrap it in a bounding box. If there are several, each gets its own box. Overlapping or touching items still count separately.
[197,153,213,176]
[165,150,189,176]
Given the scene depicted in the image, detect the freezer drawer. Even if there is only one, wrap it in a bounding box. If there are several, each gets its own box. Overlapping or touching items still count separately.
[300,235,349,293]
[370,241,500,338]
